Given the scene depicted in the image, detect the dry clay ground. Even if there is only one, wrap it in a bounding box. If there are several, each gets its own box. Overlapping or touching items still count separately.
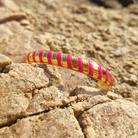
[0,0,138,137]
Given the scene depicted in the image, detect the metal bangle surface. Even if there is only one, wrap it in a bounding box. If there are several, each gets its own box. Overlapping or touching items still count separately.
[24,51,114,91]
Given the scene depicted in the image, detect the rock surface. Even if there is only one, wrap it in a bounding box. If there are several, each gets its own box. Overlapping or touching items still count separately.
[0,108,85,138]
[71,85,108,96]
[0,58,67,127]
[0,0,138,137]
[0,54,138,137]
[78,99,138,138]
[0,54,12,72]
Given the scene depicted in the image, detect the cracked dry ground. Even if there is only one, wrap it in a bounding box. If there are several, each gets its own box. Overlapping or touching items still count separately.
[0,0,138,138]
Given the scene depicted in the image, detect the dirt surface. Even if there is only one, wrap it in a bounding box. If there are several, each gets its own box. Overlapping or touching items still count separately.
[0,0,138,137]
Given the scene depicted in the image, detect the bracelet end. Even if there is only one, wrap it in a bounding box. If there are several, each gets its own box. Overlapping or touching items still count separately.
[96,80,110,91]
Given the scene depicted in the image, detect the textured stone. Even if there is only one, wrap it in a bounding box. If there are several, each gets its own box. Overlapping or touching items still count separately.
[0,20,50,63]
[0,108,84,138]
[20,19,30,26]
[71,85,108,96]
[0,0,19,12]
[58,68,96,93]
[0,8,26,23]
[0,23,13,43]
[26,86,69,115]
[1,63,49,94]
[0,54,12,72]
[72,95,111,117]
[128,4,138,15]
[107,91,123,100]
[0,0,138,137]
[0,92,30,127]
[78,99,138,138]
[0,61,66,126]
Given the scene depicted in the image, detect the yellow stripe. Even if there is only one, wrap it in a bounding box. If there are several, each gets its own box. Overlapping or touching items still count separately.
[42,51,48,63]
[61,54,68,68]
[92,62,99,79]
[101,67,106,82]
[35,51,40,63]
[82,59,89,75]
[71,56,78,71]
[29,52,33,63]
[51,52,58,65]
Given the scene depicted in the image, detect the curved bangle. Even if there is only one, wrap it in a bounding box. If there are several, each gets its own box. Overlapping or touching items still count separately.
[24,51,114,91]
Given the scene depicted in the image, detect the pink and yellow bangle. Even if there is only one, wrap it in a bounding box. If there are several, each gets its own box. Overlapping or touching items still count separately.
[24,51,114,91]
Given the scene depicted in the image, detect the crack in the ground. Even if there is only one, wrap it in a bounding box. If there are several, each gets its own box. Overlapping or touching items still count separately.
[74,97,112,138]
[0,91,110,129]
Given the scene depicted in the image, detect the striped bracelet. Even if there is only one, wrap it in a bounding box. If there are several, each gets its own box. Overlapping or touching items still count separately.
[24,51,114,91]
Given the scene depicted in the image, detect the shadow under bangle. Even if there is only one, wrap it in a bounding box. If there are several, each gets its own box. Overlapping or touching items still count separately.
[24,51,114,91]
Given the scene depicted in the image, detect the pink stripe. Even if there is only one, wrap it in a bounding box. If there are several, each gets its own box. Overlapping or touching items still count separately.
[97,64,102,80]
[78,57,83,72]
[47,51,52,64]
[39,51,44,63]
[32,51,37,62]
[27,52,31,62]
[88,60,93,76]
[57,53,62,66]
[67,54,72,69]
[109,73,113,86]
[104,68,109,83]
